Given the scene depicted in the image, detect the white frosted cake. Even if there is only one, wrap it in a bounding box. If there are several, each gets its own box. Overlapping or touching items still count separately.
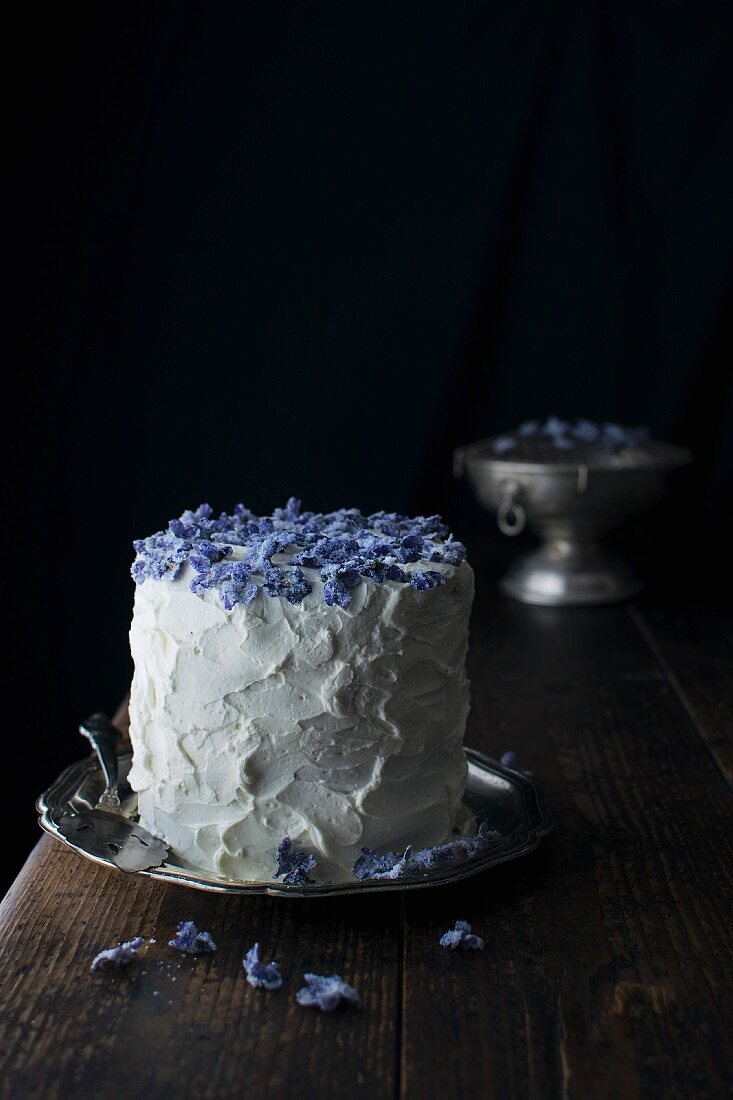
[128,500,475,883]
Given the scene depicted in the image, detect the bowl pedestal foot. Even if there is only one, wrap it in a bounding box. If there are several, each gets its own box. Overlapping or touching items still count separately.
[499,538,642,606]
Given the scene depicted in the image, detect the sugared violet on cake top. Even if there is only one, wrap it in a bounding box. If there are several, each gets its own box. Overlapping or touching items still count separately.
[128,501,474,883]
[131,498,466,609]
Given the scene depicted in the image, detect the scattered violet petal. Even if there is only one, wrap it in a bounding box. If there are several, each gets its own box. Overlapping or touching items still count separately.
[353,822,500,881]
[439,920,486,951]
[243,943,282,990]
[273,837,317,885]
[91,936,144,972]
[353,847,401,881]
[168,921,218,956]
[353,844,420,882]
[296,973,361,1012]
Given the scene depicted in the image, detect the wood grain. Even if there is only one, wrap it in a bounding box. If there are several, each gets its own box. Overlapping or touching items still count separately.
[0,839,400,1100]
[628,605,733,786]
[401,586,733,1100]
[1,583,732,1100]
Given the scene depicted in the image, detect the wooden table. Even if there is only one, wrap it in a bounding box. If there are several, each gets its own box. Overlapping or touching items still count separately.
[1,583,732,1099]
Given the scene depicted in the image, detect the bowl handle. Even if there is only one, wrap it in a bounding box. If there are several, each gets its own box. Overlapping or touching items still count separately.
[497,481,526,536]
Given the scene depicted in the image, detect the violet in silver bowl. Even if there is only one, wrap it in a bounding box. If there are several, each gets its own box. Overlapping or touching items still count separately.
[455,417,691,606]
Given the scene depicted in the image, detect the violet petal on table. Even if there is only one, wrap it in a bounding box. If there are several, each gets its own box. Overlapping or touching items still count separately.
[439,920,486,951]
[296,973,361,1011]
[169,920,218,956]
[243,943,282,990]
[91,936,144,972]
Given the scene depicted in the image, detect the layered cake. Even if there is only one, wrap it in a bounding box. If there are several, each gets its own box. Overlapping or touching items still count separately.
[128,500,474,882]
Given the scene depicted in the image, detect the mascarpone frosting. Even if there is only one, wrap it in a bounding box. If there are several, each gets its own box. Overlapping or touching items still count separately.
[128,553,474,882]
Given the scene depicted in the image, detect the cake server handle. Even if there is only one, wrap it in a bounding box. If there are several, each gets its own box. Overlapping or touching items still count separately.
[79,712,122,809]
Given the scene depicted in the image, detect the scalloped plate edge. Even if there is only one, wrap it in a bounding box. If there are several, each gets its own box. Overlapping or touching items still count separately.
[37,747,552,897]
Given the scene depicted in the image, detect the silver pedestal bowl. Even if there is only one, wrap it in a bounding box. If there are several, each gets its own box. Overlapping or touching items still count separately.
[454,437,691,606]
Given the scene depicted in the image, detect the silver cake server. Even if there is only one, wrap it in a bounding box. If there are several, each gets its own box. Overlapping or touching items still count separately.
[79,712,123,809]
[43,712,172,873]
[56,809,170,873]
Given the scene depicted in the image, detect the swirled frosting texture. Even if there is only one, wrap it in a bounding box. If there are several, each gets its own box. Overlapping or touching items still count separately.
[128,556,473,882]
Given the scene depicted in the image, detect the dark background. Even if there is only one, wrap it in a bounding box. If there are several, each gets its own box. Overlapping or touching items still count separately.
[9,4,732,892]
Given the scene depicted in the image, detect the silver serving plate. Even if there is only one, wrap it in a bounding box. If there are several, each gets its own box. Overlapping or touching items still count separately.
[37,748,552,897]
[455,436,691,606]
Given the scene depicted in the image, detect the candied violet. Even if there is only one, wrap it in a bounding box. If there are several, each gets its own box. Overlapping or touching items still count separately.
[394,534,426,563]
[190,559,259,609]
[131,501,467,610]
[573,417,600,443]
[220,578,259,610]
[274,496,302,522]
[542,415,570,437]
[490,436,517,454]
[168,921,217,956]
[374,845,423,881]
[410,570,447,592]
[195,540,231,564]
[368,511,449,541]
[353,847,402,881]
[91,936,144,972]
[314,536,362,565]
[130,559,148,584]
[321,564,362,608]
[360,560,406,584]
[353,822,499,881]
[439,920,486,951]
[243,943,283,990]
[323,578,352,607]
[131,530,191,584]
[247,532,293,573]
[296,973,361,1012]
[273,837,317,886]
[262,565,312,604]
[490,417,650,456]
[438,539,467,567]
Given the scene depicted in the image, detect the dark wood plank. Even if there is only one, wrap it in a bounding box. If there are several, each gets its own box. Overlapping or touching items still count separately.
[401,587,733,1100]
[0,836,400,1100]
[628,605,733,786]
[3,590,732,1100]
